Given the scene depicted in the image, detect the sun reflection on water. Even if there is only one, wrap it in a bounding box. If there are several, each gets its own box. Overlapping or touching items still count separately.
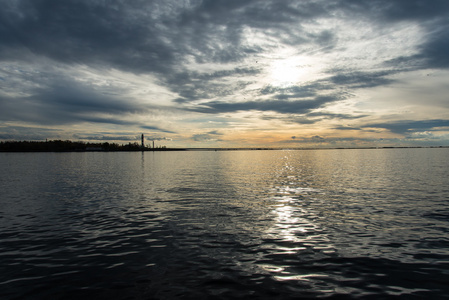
[267,197,325,246]
[259,155,337,283]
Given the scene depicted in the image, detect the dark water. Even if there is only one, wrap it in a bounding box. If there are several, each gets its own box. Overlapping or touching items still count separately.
[1,149,449,299]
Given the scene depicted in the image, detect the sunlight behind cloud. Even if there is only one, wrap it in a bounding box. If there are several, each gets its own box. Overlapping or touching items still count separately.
[269,56,317,87]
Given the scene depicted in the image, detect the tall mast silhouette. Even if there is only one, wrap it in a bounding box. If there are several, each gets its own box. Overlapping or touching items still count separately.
[141,134,144,150]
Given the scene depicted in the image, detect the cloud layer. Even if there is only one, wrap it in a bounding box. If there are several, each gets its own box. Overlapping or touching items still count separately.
[1,0,449,147]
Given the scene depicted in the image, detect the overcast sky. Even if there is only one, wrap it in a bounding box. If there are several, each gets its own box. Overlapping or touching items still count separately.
[1,0,449,147]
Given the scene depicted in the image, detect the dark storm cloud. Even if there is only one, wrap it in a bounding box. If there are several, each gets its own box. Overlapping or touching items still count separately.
[170,67,260,104]
[417,23,449,68]
[345,0,449,22]
[385,20,449,70]
[0,0,177,73]
[0,76,144,125]
[333,125,363,131]
[261,110,366,125]
[192,0,324,24]
[364,119,449,135]
[259,84,322,99]
[329,71,396,89]
[0,70,178,133]
[171,72,331,107]
[39,81,139,115]
[189,95,340,114]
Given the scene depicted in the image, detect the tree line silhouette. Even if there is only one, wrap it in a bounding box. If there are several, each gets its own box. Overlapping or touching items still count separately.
[0,140,174,152]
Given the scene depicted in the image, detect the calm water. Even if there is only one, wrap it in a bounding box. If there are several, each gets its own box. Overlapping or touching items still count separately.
[1,149,449,299]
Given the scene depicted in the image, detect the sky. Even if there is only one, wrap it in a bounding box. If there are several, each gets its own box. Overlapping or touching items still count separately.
[1,0,449,148]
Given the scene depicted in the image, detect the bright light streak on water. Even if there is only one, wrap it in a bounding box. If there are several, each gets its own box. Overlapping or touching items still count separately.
[1,148,449,299]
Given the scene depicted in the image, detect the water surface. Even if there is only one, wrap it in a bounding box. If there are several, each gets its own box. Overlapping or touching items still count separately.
[1,149,449,299]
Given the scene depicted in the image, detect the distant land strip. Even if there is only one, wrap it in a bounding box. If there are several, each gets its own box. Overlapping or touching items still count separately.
[0,140,182,152]
[1,140,448,152]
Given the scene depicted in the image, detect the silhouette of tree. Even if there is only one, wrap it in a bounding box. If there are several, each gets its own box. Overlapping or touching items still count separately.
[0,140,180,152]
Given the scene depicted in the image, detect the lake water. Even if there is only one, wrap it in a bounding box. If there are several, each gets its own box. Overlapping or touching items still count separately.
[1,148,449,299]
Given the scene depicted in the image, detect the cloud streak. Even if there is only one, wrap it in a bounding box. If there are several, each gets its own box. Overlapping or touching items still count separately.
[364,120,449,135]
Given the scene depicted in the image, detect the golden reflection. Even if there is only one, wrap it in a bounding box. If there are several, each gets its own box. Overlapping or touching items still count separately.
[268,200,314,243]
[262,196,335,281]
[260,153,336,281]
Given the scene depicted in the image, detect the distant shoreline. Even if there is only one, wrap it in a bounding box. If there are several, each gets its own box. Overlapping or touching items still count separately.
[1,140,448,152]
